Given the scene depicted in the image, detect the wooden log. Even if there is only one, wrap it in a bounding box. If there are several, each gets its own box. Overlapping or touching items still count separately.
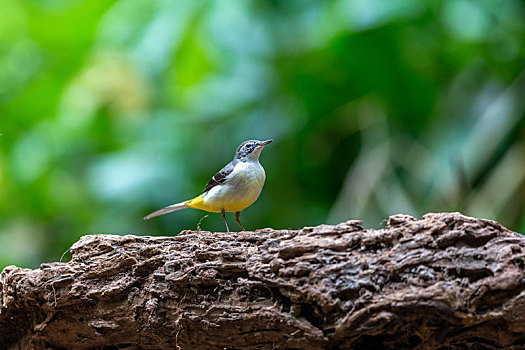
[1,212,524,349]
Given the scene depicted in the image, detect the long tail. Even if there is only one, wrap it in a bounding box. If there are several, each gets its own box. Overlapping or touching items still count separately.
[144,201,188,220]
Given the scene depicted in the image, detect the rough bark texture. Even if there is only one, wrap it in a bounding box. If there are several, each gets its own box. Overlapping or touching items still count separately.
[1,212,525,349]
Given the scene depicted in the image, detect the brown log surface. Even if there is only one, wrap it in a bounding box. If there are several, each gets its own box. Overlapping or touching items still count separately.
[1,212,525,349]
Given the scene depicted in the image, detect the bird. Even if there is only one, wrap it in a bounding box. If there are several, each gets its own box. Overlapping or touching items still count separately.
[144,139,273,232]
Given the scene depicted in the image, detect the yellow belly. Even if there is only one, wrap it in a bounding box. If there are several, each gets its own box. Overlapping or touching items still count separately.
[186,195,257,213]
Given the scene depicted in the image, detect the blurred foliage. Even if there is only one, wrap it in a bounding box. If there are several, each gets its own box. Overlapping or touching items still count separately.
[1,0,525,269]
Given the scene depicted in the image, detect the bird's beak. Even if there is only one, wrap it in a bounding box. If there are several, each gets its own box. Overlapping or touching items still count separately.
[260,139,273,146]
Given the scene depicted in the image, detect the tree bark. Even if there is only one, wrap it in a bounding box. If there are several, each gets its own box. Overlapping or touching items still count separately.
[1,212,524,349]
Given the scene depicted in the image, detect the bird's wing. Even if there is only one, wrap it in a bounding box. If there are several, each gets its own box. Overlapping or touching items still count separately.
[203,160,236,193]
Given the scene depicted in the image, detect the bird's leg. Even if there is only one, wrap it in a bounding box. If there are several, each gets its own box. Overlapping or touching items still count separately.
[221,209,230,232]
[235,211,245,231]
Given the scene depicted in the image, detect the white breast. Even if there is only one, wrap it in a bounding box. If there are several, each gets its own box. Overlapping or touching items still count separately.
[203,161,266,212]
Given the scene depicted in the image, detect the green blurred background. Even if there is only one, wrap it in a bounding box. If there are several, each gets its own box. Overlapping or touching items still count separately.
[1,0,525,270]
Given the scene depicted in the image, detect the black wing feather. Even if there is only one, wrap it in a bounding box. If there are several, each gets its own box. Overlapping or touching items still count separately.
[203,160,236,193]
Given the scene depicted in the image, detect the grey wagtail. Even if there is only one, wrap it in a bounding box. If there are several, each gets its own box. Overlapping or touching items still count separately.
[144,139,272,231]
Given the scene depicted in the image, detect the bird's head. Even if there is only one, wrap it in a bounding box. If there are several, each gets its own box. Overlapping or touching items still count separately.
[234,139,272,161]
